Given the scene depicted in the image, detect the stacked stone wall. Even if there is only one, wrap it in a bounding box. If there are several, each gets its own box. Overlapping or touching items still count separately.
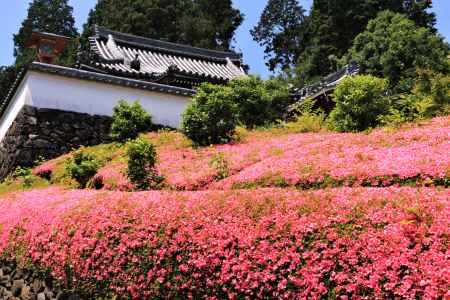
[0,260,82,300]
[0,106,111,179]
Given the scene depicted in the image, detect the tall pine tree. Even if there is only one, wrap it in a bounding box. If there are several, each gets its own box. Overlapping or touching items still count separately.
[0,0,78,101]
[82,0,243,51]
[251,0,306,72]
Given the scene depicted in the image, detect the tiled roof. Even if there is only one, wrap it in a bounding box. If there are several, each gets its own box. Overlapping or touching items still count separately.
[87,26,246,84]
[290,62,360,101]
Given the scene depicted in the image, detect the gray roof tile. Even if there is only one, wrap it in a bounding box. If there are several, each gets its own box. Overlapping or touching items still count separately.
[88,26,247,84]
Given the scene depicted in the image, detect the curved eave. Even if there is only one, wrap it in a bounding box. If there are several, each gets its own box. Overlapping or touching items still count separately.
[29,63,196,97]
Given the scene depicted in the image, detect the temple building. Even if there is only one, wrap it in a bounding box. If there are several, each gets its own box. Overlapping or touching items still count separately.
[0,26,247,178]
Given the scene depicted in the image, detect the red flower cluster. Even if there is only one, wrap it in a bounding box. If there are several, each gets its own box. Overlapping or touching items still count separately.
[0,187,448,299]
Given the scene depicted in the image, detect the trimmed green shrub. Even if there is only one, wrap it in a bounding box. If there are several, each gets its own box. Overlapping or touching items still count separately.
[229,76,275,128]
[181,83,238,146]
[329,75,389,132]
[126,137,163,190]
[111,100,153,142]
[66,150,101,188]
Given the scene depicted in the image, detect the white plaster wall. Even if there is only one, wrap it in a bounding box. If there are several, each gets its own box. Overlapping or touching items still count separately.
[0,74,32,141]
[27,71,192,127]
[0,71,192,141]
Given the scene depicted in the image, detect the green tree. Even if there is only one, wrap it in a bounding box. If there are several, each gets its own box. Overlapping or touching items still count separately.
[66,149,101,188]
[251,0,306,72]
[295,0,436,82]
[347,11,449,90]
[229,76,275,128]
[82,0,243,51]
[126,137,162,190]
[13,0,78,67]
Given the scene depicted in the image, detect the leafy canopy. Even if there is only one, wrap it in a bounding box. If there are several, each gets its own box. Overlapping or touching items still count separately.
[290,0,436,82]
[347,11,449,90]
[251,0,306,72]
[229,76,275,128]
[82,0,243,51]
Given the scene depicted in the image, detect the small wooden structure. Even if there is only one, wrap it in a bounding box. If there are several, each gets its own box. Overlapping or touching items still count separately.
[25,32,70,64]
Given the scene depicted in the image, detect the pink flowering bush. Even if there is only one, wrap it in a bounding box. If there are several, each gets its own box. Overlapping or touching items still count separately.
[213,117,450,189]
[0,187,448,299]
[10,116,447,298]
[93,117,450,191]
[30,116,450,192]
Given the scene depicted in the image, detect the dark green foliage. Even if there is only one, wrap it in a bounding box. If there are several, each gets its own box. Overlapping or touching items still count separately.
[13,0,78,66]
[82,0,243,51]
[110,101,153,142]
[402,0,436,30]
[229,76,293,127]
[181,83,238,146]
[126,137,162,190]
[329,75,389,132]
[347,11,449,91]
[251,0,306,71]
[181,77,292,145]
[66,150,101,188]
[294,0,436,82]
[229,76,275,128]
[0,66,19,101]
[263,77,294,120]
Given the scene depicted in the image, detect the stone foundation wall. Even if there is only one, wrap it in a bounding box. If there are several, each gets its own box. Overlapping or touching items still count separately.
[0,106,112,179]
[0,260,82,300]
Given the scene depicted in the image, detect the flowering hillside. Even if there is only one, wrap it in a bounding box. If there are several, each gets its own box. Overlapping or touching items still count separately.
[30,116,450,191]
[0,116,449,299]
[0,187,449,299]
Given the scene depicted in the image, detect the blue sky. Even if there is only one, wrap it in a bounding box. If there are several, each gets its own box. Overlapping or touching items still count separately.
[1,0,449,78]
